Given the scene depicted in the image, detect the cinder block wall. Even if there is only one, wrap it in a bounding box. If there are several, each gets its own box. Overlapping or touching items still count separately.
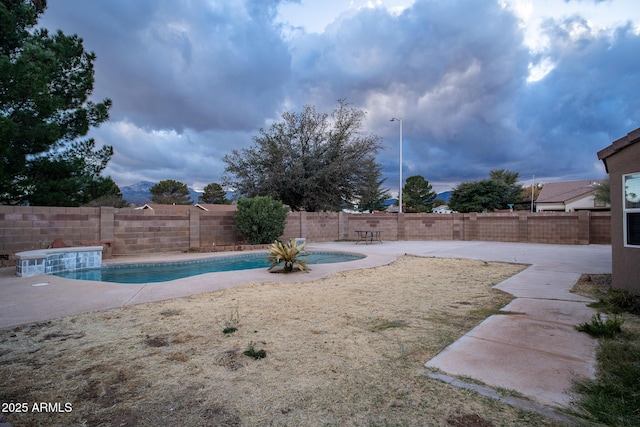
[199,212,242,247]
[404,215,454,240]
[0,206,101,254]
[282,211,302,241]
[112,209,190,255]
[528,213,584,244]
[298,212,341,241]
[347,214,399,241]
[465,213,521,242]
[589,212,612,244]
[0,206,611,262]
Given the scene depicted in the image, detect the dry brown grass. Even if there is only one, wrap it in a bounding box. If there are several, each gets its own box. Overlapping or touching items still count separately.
[571,274,612,299]
[0,255,564,426]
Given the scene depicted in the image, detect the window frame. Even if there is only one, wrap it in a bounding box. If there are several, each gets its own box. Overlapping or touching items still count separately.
[623,172,640,248]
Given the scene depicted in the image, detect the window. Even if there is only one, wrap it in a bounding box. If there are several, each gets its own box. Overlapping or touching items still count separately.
[624,173,640,247]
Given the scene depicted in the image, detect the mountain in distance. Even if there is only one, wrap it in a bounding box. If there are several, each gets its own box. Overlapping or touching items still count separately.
[120,181,202,206]
[437,191,452,203]
[121,181,450,207]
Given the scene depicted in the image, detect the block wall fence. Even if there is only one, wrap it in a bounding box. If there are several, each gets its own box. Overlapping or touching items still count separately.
[0,206,611,261]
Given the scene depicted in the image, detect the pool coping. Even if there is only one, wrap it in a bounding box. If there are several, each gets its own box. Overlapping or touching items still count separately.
[56,250,366,284]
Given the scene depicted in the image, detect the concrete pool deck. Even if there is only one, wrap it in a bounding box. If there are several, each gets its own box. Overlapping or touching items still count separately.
[0,241,611,413]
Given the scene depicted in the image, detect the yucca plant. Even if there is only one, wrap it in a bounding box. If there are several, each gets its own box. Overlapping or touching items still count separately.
[267,239,309,273]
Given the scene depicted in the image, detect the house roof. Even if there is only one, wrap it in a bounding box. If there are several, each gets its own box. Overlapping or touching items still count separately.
[194,203,237,212]
[135,203,237,212]
[597,127,640,172]
[134,203,156,210]
[536,180,604,204]
[133,204,194,214]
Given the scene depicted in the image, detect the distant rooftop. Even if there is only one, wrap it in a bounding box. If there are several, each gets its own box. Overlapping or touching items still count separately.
[536,180,604,203]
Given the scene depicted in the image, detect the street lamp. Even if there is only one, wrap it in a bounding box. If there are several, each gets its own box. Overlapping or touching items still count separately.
[391,117,403,213]
[531,175,535,212]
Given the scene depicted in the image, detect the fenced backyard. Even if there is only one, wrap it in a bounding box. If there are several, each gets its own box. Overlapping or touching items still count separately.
[0,205,610,262]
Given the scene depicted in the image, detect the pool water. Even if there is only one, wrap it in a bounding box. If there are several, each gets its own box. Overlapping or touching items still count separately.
[54,251,365,284]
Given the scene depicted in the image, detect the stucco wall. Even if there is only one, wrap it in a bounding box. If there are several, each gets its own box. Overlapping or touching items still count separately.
[603,140,640,295]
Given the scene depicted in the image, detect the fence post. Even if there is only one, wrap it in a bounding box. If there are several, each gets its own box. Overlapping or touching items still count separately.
[468,213,478,240]
[578,211,590,245]
[397,213,405,241]
[339,211,348,241]
[451,213,463,241]
[189,208,200,249]
[99,207,114,242]
[518,213,528,243]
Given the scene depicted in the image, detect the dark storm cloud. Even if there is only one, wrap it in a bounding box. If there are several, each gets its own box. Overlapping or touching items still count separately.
[38,0,639,192]
[513,18,640,180]
[286,1,532,184]
[41,0,291,132]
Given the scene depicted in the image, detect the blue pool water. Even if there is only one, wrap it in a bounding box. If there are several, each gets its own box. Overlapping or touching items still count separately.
[54,251,365,284]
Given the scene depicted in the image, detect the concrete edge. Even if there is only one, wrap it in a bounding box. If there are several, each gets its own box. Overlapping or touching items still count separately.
[425,372,582,425]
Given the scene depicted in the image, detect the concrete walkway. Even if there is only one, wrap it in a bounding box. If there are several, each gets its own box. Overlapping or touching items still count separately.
[0,241,611,412]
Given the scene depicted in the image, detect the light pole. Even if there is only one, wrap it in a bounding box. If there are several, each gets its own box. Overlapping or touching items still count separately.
[531,175,535,212]
[391,118,403,213]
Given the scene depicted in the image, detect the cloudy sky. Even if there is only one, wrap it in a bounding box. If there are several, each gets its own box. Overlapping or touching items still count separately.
[40,0,640,194]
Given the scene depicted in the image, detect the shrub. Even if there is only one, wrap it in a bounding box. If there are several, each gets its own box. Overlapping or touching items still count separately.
[267,239,309,273]
[575,313,623,338]
[243,341,266,359]
[235,196,288,244]
[589,288,640,315]
[603,288,640,314]
[222,305,240,334]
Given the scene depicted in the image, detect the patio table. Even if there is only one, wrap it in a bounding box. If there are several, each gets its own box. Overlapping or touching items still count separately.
[355,229,383,244]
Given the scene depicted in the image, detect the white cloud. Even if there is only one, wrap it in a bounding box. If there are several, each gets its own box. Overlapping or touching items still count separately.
[527,57,556,82]
[277,0,415,33]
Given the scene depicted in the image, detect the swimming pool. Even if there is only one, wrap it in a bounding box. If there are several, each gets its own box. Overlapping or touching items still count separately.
[54,251,365,284]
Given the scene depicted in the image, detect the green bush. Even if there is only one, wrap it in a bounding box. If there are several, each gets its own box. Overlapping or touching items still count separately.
[235,196,288,244]
[575,313,623,338]
[243,341,266,359]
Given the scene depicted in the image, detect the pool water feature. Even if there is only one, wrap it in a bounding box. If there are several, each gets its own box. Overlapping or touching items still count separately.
[54,251,365,284]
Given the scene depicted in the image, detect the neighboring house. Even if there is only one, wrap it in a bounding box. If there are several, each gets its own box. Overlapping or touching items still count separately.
[598,127,640,296]
[135,203,237,212]
[134,203,193,214]
[433,205,454,214]
[194,203,237,212]
[535,180,610,212]
[134,203,159,210]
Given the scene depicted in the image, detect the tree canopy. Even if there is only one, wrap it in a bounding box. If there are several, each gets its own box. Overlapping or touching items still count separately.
[594,178,610,204]
[150,180,192,205]
[198,182,230,204]
[403,175,437,213]
[1,0,113,205]
[356,167,390,212]
[489,169,523,204]
[223,100,383,212]
[449,169,522,213]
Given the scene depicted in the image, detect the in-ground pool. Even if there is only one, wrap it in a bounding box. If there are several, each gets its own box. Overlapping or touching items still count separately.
[54,251,365,284]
